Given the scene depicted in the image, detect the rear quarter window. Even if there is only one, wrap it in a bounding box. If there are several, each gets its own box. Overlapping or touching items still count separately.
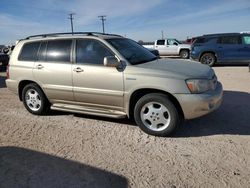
[243,35,250,45]
[18,42,41,61]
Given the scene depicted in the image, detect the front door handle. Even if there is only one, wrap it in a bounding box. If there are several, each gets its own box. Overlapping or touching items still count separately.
[73,67,84,72]
[37,64,44,69]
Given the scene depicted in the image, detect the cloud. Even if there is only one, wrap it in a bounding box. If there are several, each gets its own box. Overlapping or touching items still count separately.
[0,14,66,44]
[0,0,249,44]
[139,0,250,28]
[69,0,163,26]
[0,0,164,43]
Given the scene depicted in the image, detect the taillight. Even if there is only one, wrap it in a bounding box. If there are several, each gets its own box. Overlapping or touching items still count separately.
[6,65,9,79]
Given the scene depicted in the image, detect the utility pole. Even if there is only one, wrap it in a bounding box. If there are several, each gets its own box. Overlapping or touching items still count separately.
[68,13,75,34]
[98,15,106,34]
[161,30,164,39]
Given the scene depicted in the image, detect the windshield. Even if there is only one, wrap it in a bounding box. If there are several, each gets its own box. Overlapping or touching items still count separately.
[106,38,157,65]
[175,39,182,44]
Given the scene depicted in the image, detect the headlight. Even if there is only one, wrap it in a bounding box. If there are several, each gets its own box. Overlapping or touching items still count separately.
[186,78,217,93]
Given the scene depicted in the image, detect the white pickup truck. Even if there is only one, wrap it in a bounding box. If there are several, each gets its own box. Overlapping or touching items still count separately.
[143,39,191,59]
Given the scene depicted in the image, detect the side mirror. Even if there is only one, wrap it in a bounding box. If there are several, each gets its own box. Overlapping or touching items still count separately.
[3,47,9,54]
[173,42,178,46]
[104,56,120,67]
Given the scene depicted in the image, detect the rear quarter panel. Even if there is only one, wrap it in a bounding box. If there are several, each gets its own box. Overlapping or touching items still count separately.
[7,41,35,94]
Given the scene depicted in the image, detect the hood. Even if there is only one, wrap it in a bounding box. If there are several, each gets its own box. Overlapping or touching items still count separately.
[179,44,191,49]
[135,58,214,79]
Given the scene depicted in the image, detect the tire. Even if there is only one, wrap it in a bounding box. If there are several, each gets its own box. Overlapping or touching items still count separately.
[134,93,180,136]
[180,50,189,59]
[22,83,50,115]
[200,53,216,66]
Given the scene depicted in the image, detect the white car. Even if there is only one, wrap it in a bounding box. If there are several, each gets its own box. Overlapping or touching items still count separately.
[143,39,191,59]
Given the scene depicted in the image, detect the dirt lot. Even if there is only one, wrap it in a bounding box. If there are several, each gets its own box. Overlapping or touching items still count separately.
[0,66,249,188]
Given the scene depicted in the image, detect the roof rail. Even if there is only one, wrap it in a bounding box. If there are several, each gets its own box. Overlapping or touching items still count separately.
[202,33,239,37]
[240,31,250,34]
[25,32,122,39]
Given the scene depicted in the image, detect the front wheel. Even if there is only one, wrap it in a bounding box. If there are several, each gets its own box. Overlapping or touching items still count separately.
[134,93,180,136]
[180,50,189,59]
[22,83,50,115]
[200,53,216,66]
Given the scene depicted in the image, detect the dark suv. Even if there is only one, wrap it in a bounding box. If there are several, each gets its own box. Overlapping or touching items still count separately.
[191,33,250,66]
[0,53,9,67]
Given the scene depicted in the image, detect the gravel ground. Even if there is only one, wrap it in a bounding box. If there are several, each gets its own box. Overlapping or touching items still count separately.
[0,66,250,188]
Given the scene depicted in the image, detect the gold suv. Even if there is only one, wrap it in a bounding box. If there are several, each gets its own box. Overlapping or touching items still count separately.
[6,32,223,136]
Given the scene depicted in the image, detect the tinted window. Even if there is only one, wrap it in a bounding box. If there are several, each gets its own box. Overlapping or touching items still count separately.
[194,37,215,44]
[19,42,40,61]
[156,40,165,45]
[37,41,47,61]
[76,39,113,65]
[107,38,157,65]
[243,36,250,45]
[218,36,240,44]
[46,40,72,62]
[194,37,205,44]
[167,39,180,45]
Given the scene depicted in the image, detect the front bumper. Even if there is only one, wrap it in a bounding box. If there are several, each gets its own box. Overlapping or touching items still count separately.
[190,51,199,61]
[174,82,223,119]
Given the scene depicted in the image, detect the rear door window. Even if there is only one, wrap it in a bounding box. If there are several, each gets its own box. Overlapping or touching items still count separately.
[18,42,40,61]
[156,40,165,45]
[46,40,72,62]
[218,36,241,44]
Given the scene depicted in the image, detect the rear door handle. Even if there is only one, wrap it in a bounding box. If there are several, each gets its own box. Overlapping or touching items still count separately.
[73,67,84,72]
[37,64,44,69]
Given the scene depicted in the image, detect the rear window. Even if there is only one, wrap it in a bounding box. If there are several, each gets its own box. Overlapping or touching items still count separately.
[18,42,40,61]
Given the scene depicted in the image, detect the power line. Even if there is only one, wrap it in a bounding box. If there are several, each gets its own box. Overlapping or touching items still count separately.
[98,15,106,34]
[68,13,75,34]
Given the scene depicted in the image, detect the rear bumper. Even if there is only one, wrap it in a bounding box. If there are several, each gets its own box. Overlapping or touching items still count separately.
[6,79,18,95]
[175,82,223,119]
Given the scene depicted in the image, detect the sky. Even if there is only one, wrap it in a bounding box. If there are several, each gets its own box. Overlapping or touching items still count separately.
[0,0,250,45]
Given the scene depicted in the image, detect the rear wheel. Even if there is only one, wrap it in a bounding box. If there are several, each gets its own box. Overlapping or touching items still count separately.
[134,93,180,136]
[180,50,189,59]
[22,83,50,115]
[200,53,216,66]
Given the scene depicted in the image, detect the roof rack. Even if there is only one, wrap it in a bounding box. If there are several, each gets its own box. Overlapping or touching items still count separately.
[25,32,122,40]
